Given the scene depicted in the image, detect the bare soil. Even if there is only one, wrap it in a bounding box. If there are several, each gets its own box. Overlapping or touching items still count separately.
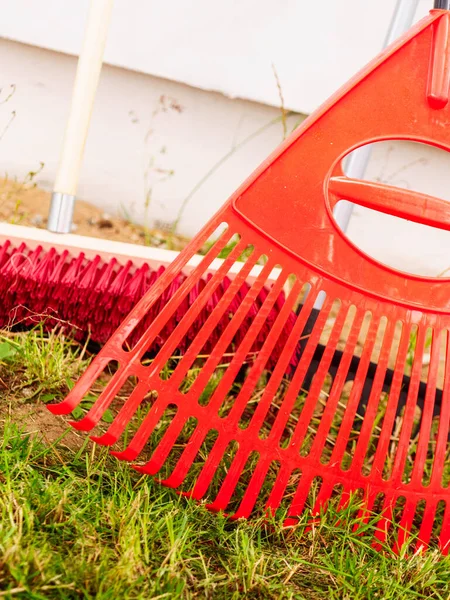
[0,176,189,250]
[7,402,86,451]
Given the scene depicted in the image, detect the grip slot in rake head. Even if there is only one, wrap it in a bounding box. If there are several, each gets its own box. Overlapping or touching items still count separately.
[48,9,450,553]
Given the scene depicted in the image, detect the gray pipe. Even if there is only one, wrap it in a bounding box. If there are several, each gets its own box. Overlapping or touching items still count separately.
[333,0,421,233]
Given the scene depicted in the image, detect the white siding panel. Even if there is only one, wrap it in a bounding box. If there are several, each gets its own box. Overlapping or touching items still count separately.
[0,0,432,114]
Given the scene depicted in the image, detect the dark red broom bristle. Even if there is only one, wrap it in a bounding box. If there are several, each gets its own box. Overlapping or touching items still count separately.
[0,240,295,361]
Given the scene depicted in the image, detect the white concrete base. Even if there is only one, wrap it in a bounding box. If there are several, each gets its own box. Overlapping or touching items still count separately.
[0,222,280,282]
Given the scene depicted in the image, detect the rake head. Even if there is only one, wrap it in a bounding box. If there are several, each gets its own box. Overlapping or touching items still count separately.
[49,10,450,553]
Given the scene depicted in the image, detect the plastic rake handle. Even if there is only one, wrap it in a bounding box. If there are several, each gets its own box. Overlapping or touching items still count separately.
[333,0,420,233]
[48,0,114,233]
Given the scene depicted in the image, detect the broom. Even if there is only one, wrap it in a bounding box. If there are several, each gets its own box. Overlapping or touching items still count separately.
[0,0,419,358]
[48,0,450,554]
[0,0,287,349]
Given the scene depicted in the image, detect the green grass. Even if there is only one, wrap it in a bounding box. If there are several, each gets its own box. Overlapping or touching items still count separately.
[1,328,450,599]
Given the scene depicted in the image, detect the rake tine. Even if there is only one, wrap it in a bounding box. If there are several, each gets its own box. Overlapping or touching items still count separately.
[265,464,294,518]
[353,490,378,533]
[439,502,450,555]
[189,436,232,501]
[409,328,441,486]
[311,480,335,516]
[372,493,396,550]
[390,322,427,483]
[393,498,417,553]
[306,304,368,461]
[415,500,438,552]
[159,425,209,489]
[144,237,253,375]
[430,332,450,487]
[284,472,314,526]
[207,448,251,512]
[134,411,188,475]
[232,457,273,519]
[90,379,150,446]
[117,264,285,464]
[47,355,117,415]
[337,487,353,512]
[170,258,278,389]
[370,323,414,479]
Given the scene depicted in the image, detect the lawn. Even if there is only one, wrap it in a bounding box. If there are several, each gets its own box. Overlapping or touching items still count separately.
[1,327,450,599]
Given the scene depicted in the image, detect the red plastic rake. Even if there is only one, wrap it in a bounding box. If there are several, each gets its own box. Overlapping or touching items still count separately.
[49,8,450,551]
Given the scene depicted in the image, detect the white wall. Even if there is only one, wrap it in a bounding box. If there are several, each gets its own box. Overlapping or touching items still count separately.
[0,38,300,235]
[0,0,432,114]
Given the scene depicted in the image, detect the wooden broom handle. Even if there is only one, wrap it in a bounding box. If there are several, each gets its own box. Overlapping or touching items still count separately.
[48,0,114,232]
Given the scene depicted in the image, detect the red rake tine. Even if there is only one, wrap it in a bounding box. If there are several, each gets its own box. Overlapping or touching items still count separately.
[368,323,414,480]
[117,261,287,464]
[349,312,397,474]
[47,220,235,416]
[132,262,282,474]
[184,436,231,501]
[265,464,294,518]
[206,448,252,512]
[409,327,442,486]
[353,490,379,534]
[393,498,417,553]
[159,279,305,490]
[389,322,427,485]
[415,500,438,552]
[323,312,382,466]
[440,502,450,554]
[304,301,369,462]
[429,333,450,488]
[160,282,305,492]
[284,472,315,526]
[69,239,253,432]
[232,457,274,519]
[266,291,347,450]
[372,493,396,550]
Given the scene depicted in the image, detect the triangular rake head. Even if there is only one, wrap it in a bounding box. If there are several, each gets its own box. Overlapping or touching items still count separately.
[49,10,450,553]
